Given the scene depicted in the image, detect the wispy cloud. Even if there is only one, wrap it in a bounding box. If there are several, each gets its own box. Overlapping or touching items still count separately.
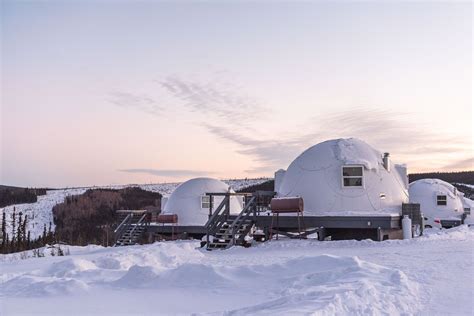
[441,158,474,171]
[108,76,471,175]
[204,107,472,174]
[118,168,214,178]
[158,76,266,124]
[108,91,163,116]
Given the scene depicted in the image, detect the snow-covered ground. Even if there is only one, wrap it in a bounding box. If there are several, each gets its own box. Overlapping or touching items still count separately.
[0,178,270,239]
[0,188,88,239]
[1,226,473,315]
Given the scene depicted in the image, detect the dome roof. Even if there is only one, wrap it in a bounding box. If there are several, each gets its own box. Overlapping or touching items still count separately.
[162,177,243,226]
[409,179,465,218]
[278,138,408,215]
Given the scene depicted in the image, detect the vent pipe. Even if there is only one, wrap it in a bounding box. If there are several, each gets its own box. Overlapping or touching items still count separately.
[383,153,390,172]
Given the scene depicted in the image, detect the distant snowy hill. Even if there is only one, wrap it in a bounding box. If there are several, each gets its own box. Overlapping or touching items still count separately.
[0,178,270,239]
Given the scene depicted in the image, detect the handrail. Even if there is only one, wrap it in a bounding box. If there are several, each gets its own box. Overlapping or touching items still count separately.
[128,213,148,238]
[227,196,256,248]
[114,213,132,233]
[205,196,229,230]
[205,196,230,249]
[230,196,256,230]
[114,213,133,245]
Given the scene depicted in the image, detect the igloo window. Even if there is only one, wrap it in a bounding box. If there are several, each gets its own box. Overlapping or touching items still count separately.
[437,195,447,206]
[201,196,211,208]
[342,166,363,187]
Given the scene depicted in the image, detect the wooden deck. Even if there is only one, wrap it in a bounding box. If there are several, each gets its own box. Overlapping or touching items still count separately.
[147,214,403,241]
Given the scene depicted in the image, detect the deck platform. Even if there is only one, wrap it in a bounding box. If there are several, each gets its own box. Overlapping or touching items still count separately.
[147,214,403,241]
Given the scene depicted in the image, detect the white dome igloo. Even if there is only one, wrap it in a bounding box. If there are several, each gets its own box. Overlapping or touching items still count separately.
[277,138,409,215]
[162,177,243,226]
[409,179,465,219]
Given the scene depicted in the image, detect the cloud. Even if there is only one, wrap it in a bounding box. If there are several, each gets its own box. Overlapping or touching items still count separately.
[158,76,266,124]
[118,168,214,178]
[107,75,471,175]
[108,91,163,116]
[203,107,472,174]
[441,158,474,171]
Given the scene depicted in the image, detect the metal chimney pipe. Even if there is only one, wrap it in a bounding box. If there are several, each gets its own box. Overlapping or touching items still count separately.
[383,152,390,171]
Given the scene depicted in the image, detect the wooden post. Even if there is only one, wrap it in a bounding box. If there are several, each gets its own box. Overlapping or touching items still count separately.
[209,194,213,219]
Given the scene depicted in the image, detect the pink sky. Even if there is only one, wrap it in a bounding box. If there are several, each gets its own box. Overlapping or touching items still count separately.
[1,1,472,187]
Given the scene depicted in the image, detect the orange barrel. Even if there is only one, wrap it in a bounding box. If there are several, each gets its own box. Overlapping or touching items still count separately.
[270,197,304,213]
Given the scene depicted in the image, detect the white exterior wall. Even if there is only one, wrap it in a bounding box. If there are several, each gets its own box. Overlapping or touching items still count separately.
[409,179,466,220]
[277,138,409,216]
[162,177,243,226]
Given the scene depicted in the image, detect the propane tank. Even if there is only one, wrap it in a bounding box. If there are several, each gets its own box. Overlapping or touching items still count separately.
[402,215,412,239]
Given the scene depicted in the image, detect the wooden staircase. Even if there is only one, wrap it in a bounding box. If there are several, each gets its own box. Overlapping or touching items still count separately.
[114,212,149,246]
[205,195,257,250]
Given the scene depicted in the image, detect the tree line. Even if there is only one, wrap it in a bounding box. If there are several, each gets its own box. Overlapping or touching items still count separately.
[52,187,161,246]
[0,187,48,208]
[1,207,56,254]
[408,171,474,185]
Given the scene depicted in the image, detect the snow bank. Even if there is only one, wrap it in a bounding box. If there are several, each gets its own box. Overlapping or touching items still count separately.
[1,227,473,315]
[0,242,421,315]
[2,275,89,297]
[223,256,420,315]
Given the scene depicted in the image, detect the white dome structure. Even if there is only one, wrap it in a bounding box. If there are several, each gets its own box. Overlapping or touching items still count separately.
[277,138,409,215]
[409,179,466,220]
[162,177,243,226]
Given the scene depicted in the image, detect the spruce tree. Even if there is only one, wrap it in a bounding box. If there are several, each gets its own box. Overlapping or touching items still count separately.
[48,221,53,244]
[10,207,16,252]
[27,231,31,250]
[22,215,28,242]
[17,212,23,249]
[42,223,47,245]
[1,211,6,252]
[11,207,16,245]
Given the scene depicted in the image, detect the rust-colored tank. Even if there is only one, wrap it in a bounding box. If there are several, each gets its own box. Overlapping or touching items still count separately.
[270,197,304,213]
[157,214,178,224]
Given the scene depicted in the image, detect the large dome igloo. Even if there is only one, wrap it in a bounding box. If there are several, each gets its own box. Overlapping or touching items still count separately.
[277,138,409,215]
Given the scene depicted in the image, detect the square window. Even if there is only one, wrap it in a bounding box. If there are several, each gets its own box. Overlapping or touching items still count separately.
[343,178,363,187]
[342,167,363,177]
[437,195,447,206]
[342,166,363,187]
[201,196,211,209]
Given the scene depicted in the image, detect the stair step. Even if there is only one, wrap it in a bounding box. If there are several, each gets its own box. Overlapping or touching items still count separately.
[219,224,249,231]
[209,241,229,246]
[217,229,248,235]
[208,243,228,248]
